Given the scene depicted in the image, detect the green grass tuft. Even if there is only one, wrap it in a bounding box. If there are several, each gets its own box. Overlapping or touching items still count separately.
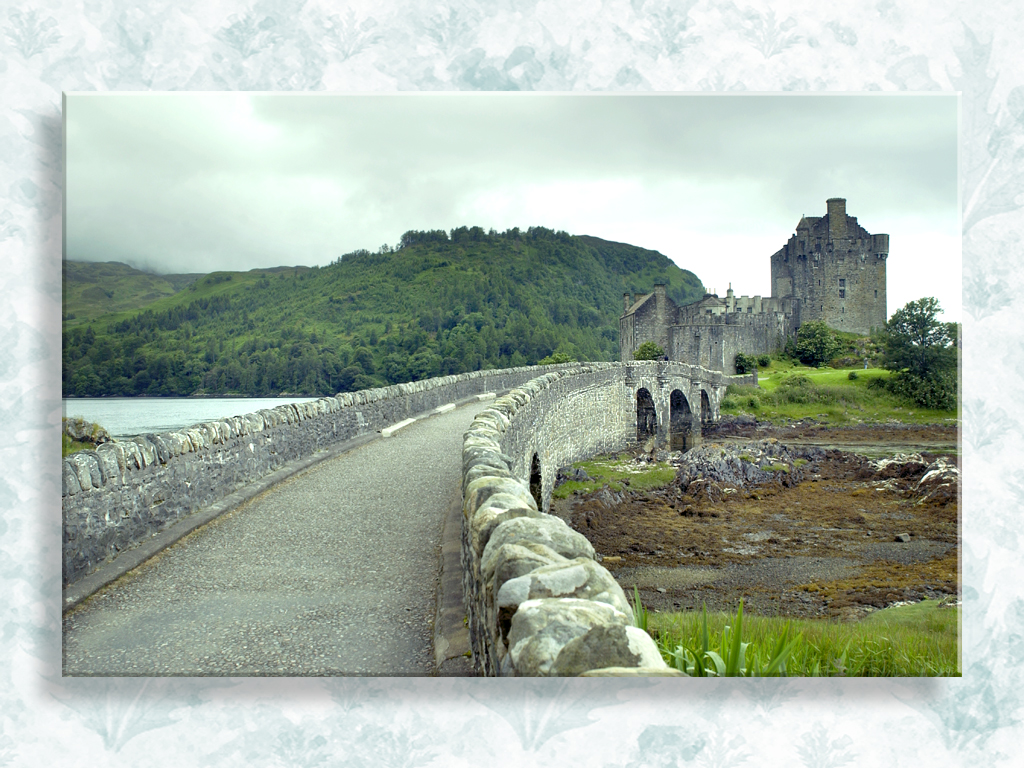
[649,599,959,676]
[552,454,677,499]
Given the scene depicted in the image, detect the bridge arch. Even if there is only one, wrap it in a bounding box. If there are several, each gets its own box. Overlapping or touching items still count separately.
[669,389,693,452]
[529,453,542,509]
[636,387,657,442]
[701,389,713,426]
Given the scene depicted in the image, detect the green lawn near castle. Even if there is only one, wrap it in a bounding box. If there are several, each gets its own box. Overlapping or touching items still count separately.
[723,364,957,425]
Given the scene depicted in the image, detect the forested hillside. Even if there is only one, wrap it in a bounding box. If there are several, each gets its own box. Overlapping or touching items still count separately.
[63,226,704,397]
[63,260,203,326]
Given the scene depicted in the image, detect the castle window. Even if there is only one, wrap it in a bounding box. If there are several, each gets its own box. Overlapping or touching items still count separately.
[747,306,752,313]
[839,289,845,298]
[875,290,878,298]
[839,279,845,287]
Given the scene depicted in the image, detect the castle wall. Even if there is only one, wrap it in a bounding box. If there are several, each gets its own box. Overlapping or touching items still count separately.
[671,311,791,374]
[769,199,888,334]
[619,293,665,360]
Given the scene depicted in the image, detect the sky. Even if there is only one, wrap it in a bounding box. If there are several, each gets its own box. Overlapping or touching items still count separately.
[65,92,961,321]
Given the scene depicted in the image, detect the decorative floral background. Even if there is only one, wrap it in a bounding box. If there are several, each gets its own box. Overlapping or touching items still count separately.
[2,0,1022,764]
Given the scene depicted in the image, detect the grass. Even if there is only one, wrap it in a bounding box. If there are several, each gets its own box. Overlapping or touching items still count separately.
[648,599,960,676]
[62,433,94,457]
[552,453,677,500]
[721,366,956,425]
[62,416,107,458]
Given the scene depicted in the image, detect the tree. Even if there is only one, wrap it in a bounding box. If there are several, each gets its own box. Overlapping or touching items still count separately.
[633,341,665,361]
[734,352,757,374]
[881,297,958,410]
[537,352,576,365]
[794,321,842,367]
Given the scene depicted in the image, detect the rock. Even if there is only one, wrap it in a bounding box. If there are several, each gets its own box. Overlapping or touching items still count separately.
[593,488,625,509]
[469,505,543,558]
[481,516,596,585]
[68,452,101,491]
[551,624,668,676]
[464,476,537,517]
[506,598,630,676]
[464,464,515,490]
[914,458,958,505]
[93,444,122,486]
[894,533,911,543]
[870,453,928,480]
[62,460,82,495]
[496,558,632,632]
[491,542,569,598]
[63,417,112,446]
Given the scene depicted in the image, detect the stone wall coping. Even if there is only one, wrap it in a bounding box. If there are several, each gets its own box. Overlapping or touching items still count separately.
[460,361,723,676]
[62,363,587,498]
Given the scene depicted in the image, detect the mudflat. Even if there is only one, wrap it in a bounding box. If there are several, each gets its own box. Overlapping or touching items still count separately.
[551,422,958,621]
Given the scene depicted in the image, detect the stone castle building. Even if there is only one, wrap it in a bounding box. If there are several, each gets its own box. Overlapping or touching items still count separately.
[620,198,889,374]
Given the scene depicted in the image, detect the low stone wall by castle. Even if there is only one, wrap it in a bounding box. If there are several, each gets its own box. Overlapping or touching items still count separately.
[460,362,727,676]
[62,364,576,588]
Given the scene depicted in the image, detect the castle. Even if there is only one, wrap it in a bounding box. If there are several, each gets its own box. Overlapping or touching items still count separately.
[619,198,889,374]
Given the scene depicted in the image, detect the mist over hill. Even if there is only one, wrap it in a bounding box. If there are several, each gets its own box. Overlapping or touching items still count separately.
[63,226,704,397]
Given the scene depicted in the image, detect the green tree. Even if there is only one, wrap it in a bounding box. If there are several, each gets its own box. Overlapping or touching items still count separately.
[537,352,576,365]
[881,297,958,410]
[734,352,757,374]
[794,321,842,367]
[633,341,665,360]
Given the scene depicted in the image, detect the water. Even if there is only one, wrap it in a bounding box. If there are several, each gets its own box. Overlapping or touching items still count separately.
[62,397,320,439]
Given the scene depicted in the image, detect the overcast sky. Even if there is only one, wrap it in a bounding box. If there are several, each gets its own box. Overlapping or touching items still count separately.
[65,92,960,320]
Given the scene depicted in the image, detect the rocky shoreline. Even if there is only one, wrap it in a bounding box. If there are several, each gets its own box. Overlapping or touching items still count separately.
[552,422,959,621]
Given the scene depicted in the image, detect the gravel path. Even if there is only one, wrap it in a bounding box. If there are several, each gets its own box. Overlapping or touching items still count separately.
[63,401,488,676]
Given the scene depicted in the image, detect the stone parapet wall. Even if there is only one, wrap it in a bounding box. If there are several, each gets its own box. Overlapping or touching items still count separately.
[461,362,701,677]
[62,364,576,588]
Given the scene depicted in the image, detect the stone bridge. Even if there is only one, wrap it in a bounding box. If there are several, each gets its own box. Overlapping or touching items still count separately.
[62,361,746,676]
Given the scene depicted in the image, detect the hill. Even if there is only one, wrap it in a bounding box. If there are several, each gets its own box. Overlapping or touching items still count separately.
[63,260,204,326]
[62,226,704,397]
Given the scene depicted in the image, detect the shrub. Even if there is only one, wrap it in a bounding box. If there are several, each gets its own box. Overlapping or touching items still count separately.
[886,370,957,411]
[757,354,772,368]
[633,341,665,361]
[795,321,843,367]
[848,370,859,380]
[734,352,757,374]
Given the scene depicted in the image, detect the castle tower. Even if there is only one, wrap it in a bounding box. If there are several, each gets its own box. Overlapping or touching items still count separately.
[769,198,888,335]
[826,197,847,240]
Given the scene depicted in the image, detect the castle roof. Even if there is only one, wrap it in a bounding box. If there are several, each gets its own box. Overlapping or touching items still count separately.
[624,292,654,315]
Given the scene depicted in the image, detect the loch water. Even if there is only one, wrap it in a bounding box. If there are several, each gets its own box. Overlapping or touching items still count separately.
[62,397,320,439]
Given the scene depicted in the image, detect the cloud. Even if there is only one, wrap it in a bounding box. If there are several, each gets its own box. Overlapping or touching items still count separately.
[64,93,959,317]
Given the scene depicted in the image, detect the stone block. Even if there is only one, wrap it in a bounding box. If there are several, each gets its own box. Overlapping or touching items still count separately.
[470,506,543,559]
[481,516,595,585]
[464,476,536,518]
[506,598,629,676]
[551,624,667,676]
[496,558,631,617]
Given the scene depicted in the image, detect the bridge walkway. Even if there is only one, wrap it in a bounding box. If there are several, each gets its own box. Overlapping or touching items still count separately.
[62,400,490,676]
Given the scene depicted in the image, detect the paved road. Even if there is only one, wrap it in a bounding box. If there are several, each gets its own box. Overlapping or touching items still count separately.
[63,401,488,676]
